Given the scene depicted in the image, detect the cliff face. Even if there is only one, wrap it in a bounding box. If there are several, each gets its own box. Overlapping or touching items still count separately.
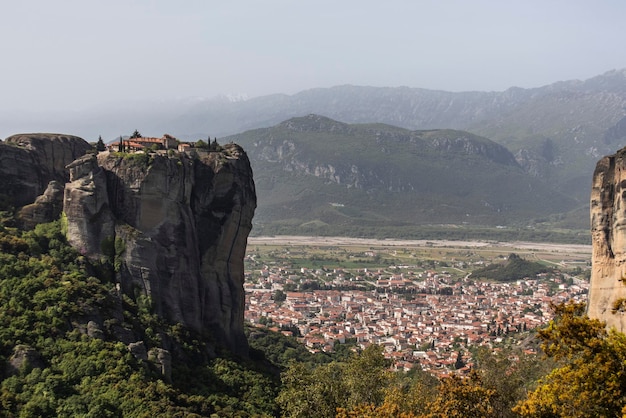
[63,145,256,355]
[589,147,626,330]
[0,133,91,208]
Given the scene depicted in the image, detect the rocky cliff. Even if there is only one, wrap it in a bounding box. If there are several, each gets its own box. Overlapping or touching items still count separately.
[589,147,626,331]
[0,133,91,209]
[63,145,256,355]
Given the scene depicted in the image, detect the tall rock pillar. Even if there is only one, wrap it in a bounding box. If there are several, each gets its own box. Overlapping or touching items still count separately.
[589,147,626,331]
[63,144,256,356]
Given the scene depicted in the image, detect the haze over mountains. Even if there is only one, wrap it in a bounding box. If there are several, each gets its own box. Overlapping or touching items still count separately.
[3,69,626,236]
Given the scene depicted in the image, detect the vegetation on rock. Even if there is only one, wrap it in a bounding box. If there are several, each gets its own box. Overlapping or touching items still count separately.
[471,253,551,282]
[0,213,277,416]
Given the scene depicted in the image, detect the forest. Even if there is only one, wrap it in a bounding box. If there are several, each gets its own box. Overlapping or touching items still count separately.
[0,208,624,417]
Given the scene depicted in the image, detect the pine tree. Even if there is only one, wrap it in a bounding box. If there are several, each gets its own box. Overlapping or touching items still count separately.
[455,351,466,369]
[96,136,106,152]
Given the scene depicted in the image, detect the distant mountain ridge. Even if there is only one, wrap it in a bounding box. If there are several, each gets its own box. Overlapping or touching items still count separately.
[3,69,625,225]
[165,68,626,130]
[225,115,576,235]
[163,69,626,205]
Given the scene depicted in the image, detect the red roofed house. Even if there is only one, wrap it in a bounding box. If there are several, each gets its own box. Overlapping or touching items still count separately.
[108,134,178,152]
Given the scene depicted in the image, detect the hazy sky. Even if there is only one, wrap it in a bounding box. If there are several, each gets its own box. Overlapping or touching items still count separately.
[1,0,625,112]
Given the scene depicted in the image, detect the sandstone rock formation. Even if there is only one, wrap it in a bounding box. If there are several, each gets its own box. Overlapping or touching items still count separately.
[589,147,626,331]
[63,145,256,355]
[0,133,91,208]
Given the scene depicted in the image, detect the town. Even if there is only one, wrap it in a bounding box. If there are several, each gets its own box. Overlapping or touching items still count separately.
[243,239,590,376]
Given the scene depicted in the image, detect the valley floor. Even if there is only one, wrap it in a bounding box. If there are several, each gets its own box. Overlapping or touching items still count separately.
[245,236,590,375]
[248,235,591,255]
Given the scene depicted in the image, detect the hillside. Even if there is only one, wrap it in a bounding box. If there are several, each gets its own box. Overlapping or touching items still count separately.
[0,214,280,416]
[471,253,551,282]
[166,70,626,210]
[225,115,578,238]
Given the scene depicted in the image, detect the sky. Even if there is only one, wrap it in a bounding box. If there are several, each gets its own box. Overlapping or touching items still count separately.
[1,0,625,113]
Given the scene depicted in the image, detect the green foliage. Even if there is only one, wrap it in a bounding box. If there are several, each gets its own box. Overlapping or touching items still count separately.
[252,221,590,245]
[472,253,552,281]
[421,371,498,418]
[110,150,153,167]
[273,289,287,302]
[0,214,279,417]
[473,347,554,418]
[170,356,280,417]
[0,219,109,352]
[100,236,126,272]
[246,325,330,369]
[95,136,106,152]
[59,212,68,236]
[514,303,626,417]
[0,335,199,417]
[344,345,393,407]
[123,151,151,167]
[277,344,393,417]
[208,138,222,151]
[278,361,348,418]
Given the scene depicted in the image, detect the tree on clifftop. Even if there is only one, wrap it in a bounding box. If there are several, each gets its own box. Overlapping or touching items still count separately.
[130,130,142,139]
[195,139,209,149]
[96,136,106,152]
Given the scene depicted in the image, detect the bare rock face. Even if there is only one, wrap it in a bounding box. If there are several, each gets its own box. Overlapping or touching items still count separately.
[5,345,44,377]
[63,145,256,355]
[148,348,172,382]
[128,341,148,361]
[589,147,626,331]
[0,133,91,208]
[18,180,65,229]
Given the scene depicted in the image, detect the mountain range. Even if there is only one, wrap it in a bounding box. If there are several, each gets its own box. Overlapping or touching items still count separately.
[3,69,626,237]
[188,69,626,204]
[223,115,577,238]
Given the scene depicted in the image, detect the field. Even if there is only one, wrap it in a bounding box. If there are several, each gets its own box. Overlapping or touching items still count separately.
[247,235,591,279]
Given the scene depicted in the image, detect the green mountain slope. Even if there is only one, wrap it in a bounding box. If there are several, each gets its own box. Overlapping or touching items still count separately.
[226,115,577,236]
[167,69,624,217]
[0,215,279,416]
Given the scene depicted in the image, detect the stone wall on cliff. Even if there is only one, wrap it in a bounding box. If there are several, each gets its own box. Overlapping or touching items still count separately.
[63,145,256,355]
[589,147,626,331]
